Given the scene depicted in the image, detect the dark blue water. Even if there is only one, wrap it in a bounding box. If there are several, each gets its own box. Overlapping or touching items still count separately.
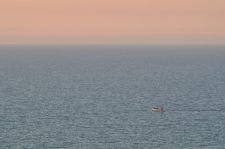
[0,45,225,149]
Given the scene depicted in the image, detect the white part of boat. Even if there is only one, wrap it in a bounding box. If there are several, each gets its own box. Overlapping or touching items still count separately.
[152,106,164,112]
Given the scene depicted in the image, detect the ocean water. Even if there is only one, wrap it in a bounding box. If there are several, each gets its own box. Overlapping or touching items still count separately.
[0,45,225,149]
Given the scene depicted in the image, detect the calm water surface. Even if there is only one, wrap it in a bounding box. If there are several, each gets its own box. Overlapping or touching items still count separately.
[0,45,225,149]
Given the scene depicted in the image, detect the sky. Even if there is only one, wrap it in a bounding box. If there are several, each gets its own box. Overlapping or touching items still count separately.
[0,0,225,44]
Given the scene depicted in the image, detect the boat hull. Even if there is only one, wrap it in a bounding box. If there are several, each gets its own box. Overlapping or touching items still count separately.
[152,107,164,112]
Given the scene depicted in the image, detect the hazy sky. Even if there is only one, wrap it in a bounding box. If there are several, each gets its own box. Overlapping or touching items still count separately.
[1,0,225,44]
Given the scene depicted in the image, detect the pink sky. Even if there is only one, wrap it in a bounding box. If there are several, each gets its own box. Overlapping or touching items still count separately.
[1,0,225,44]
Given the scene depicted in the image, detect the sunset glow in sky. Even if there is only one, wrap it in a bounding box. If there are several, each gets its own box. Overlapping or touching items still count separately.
[1,0,225,44]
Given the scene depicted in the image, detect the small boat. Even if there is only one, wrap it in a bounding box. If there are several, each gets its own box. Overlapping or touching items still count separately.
[152,106,164,112]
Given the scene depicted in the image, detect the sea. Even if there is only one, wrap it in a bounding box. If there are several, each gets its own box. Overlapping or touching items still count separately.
[0,45,225,149]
